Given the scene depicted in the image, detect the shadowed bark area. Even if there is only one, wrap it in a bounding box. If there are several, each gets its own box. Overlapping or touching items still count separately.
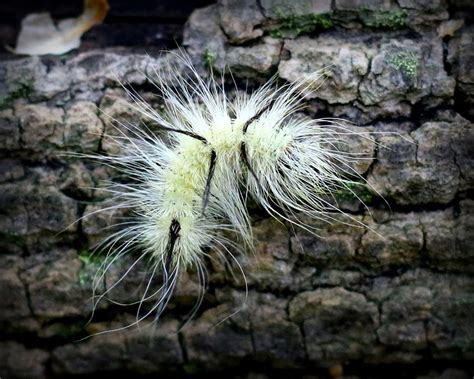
[0,1,473,378]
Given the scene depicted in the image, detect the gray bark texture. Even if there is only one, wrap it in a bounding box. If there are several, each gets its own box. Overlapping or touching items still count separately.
[0,0,473,378]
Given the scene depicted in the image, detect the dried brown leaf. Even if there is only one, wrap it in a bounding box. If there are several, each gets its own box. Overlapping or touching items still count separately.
[10,0,109,56]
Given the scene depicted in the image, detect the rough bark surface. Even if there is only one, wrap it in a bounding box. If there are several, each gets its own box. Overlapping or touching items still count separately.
[0,1,473,378]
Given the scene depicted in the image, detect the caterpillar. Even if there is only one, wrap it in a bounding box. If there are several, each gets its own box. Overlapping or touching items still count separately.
[84,51,376,334]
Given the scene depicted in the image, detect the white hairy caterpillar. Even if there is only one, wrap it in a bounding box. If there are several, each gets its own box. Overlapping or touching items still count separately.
[84,52,378,333]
